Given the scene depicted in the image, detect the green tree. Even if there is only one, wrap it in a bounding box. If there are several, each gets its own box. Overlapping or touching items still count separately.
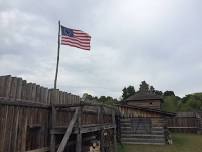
[122,85,135,100]
[164,91,175,96]
[139,81,149,92]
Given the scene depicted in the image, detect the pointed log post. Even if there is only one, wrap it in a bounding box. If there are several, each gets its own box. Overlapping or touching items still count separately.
[50,89,59,152]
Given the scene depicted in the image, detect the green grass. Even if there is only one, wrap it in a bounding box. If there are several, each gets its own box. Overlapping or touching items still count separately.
[118,133,202,152]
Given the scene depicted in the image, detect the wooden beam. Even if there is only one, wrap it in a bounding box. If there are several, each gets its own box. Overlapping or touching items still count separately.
[57,108,79,152]
[0,97,49,108]
[26,147,49,152]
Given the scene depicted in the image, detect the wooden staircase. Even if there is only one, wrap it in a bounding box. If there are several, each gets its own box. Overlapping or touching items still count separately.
[120,118,165,145]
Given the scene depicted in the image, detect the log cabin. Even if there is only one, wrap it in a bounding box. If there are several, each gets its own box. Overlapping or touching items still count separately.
[118,84,175,145]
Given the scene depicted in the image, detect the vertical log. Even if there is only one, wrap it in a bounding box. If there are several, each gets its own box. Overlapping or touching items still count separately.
[100,130,104,152]
[31,83,37,101]
[16,78,23,100]
[36,85,40,102]
[67,93,71,104]
[26,83,32,101]
[62,92,66,104]
[112,110,117,152]
[0,76,6,97]
[47,90,51,104]
[76,107,82,152]
[40,87,45,103]
[100,106,104,152]
[5,75,12,98]
[58,91,63,104]
[50,105,56,152]
[10,77,18,99]
[50,89,59,104]
[64,92,68,104]
[44,88,48,104]
[21,80,27,100]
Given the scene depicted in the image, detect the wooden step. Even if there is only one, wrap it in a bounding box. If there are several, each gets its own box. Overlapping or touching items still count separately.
[121,134,164,139]
[121,130,164,135]
[121,138,165,144]
[121,141,165,145]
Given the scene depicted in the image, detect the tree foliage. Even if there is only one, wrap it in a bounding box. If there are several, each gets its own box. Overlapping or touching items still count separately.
[122,86,135,100]
[164,91,175,96]
[82,93,118,106]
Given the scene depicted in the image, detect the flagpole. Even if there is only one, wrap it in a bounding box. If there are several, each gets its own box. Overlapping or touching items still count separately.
[54,20,61,89]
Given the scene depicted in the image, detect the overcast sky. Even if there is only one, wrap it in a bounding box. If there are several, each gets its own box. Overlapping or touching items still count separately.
[0,0,202,98]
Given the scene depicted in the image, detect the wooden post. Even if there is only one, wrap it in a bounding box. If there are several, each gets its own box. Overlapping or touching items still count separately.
[100,106,104,152]
[50,89,59,152]
[112,110,117,152]
[100,130,105,152]
[76,107,82,152]
[50,105,56,152]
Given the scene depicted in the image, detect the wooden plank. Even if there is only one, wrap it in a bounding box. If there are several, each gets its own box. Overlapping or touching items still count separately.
[57,108,79,152]
[5,75,12,98]
[36,85,40,102]
[26,147,49,152]
[0,105,8,152]
[31,83,37,101]
[44,88,48,104]
[10,77,18,99]
[0,76,6,97]
[21,80,27,100]
[0,97,49,108]
[16,78,23,99]
[40,87,45,103]
[58,91,63,104]
[50,89,59,104]
[26,83,33,101]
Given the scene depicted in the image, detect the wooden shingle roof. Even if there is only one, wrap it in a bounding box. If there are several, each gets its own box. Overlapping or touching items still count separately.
[125,92,163,101]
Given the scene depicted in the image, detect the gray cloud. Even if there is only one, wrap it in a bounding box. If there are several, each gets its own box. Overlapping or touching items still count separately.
[0,0,202,98]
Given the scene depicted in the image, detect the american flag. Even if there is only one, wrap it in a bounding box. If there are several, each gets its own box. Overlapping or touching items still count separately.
[60,25,91,50]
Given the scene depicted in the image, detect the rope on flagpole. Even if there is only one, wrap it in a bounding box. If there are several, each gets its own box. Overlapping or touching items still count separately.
[54,20,61,89]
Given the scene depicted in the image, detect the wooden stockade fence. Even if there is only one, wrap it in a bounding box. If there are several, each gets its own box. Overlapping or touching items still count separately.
[0,75,80,105]
[168,112,202,133]
[0,75,117,152]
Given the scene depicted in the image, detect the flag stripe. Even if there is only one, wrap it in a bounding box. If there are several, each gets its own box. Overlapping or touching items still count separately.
[61,41,90,50]
[61,36,91,42]
[61,39,90,47]
[61,38,90,45]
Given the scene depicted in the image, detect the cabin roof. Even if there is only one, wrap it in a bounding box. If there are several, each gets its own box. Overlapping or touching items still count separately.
[119,104,176,117]
[125,92,163,102]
